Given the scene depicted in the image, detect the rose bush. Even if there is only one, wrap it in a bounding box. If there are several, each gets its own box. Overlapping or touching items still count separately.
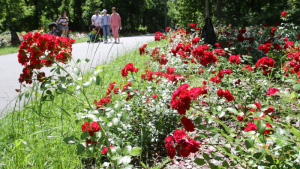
[11,11,300,168]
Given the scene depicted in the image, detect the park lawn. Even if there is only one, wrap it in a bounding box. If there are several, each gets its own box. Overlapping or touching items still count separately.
[0,39,165,168]
[0,46,20,56]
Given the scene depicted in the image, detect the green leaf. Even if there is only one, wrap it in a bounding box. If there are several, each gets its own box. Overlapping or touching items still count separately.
[225,107,238,114]
[253,152,263,159]
[209,163,216,169]
[214,156,222,161]
[73,68,80,76]
[245,139,254,149]
[57,84,66,93]
[266,155,274,164]
[129,147,142,156]
[294,84,300,91]
[203,153,210,161]
[222,161,229,168]
[257,120,266,134]
[291,127,300,137]
[197,125,206,130]
[58,76,66,83]
[218,111,225,118]
[247,104,257,109]
[208,127,220,133]
[261,105,269,111]
[96,75,101,85]
[285,79,296,83]
[194,116,202,124]
[76,143,85,155]
[63,136,78,144]
[81,131,90,140]
[123,145,132,155]
[259,135,267,144]
[56,67,61,75]
[194,158,205,165]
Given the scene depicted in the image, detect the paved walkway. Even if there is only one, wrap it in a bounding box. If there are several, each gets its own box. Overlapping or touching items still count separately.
[0,35,154,114]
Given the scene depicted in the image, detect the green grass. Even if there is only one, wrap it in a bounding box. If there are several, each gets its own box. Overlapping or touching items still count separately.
[0,46,20,56]
[0,39,165,168]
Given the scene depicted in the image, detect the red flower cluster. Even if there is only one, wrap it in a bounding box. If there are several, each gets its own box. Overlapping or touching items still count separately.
[255,57,276,74]
[159,54,168,65]
[241,65,254,72]
[171,84,207,115]
[18,32,74,84]
[171,43,192,57]
[181,116,195,132]
[266,87,279,95]
[93,96,111,109]
[229,54,241,64]
[258,43,271,54]
[141,69,155,81]
[121,81,136,101]
[244,122,257,132]
[155,31,164,41]
[217,88,234,101]
[165,129,201,159]
[139,44,147,55]
[273,43,281,51]
[189,23,197,28]
[166,27,172,32]
[283,50,300,80]
[121,63,139,77]
[192,37,200,45]
[281,11,287,17]
[192,45,218,66]
[81,121,101,137]
[284,41,295,49]
[244,122,273,134]
[210,69,232,84]
[101,145,114,154]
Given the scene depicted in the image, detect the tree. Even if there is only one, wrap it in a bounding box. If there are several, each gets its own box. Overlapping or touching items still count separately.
[2,0,29,44]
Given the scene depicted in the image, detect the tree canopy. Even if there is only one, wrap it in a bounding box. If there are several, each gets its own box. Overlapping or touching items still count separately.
[0,0,299,33]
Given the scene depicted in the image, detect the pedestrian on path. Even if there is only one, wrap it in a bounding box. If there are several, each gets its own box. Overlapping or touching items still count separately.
[100,9,112,43]
[56,11,69,38]
[91,10,103,42]
[110,7,122,44]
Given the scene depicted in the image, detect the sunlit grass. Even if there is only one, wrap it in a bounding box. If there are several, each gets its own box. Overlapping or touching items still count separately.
[0,39,164,168]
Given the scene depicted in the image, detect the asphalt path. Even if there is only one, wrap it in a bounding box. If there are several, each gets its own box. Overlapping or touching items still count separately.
[0,35,154,114]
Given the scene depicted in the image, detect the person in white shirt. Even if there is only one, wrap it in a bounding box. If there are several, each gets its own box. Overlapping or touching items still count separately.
[91,10,103,41]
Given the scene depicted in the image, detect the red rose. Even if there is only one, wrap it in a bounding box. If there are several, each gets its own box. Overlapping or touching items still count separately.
[266,87,279,95]
[245,122,257,132]
[281,11,287,17]
[181,116,195,132]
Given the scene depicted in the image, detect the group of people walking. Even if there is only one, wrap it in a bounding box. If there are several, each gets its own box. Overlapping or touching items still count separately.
[91,7,122,43]
[54,7,121,43]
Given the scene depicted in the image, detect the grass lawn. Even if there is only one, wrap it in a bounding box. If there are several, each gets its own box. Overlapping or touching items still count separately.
[0,39,165,168]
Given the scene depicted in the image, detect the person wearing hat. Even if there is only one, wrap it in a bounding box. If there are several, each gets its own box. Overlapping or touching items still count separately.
[110,7,122,43]
[100,9,112,43]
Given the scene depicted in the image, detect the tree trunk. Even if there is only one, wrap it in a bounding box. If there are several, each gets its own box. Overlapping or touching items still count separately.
[34,0,39,29]
[205,0,209,18]
[250,0,255,13]
[216,0,222,20]
[78,0,85,31]
[5,0,20,44]
[257,0,261,13]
